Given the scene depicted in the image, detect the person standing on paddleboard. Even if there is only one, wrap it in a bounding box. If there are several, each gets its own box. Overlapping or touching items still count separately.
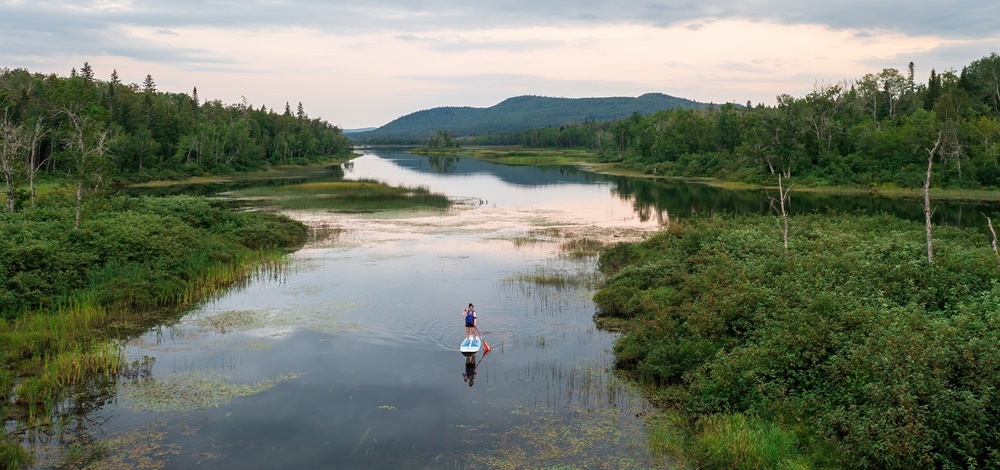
[463,303,477,338]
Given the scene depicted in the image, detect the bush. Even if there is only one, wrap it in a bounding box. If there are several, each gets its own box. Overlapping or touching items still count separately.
[0,195,307,318]
[596,213,1000,468]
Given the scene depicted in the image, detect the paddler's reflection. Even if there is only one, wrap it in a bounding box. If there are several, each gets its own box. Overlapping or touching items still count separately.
[462,354,477,387]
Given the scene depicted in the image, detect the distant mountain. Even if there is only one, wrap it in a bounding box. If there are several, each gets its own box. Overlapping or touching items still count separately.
[343,127,378,134]
[350,93,712,141]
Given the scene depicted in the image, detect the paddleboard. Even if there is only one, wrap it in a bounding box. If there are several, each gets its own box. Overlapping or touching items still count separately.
[460,335,482,356]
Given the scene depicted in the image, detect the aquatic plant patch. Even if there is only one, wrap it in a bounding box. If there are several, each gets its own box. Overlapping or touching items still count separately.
[118,371,301,413]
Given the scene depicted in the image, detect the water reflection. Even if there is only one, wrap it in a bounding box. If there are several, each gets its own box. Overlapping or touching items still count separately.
[33,147,998,468]
[462,354,478,387]
[364,147,1000,230]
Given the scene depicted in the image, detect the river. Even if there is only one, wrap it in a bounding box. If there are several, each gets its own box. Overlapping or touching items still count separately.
[25,147,1000,469]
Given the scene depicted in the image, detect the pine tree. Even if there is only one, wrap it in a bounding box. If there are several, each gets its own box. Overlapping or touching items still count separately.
[110,69,120,85]
[924,68,941,111]
[70,67,77,78]
[81,62,94,83]
[143,74,156,93]
[284,102,292,116]
[190,86,200,119]
[296,101,306,120]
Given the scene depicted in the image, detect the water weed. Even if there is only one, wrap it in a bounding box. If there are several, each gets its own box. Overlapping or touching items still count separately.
[118,371,301,413]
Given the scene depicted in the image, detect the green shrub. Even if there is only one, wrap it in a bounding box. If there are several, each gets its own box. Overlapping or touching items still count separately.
[596,213,1000,468]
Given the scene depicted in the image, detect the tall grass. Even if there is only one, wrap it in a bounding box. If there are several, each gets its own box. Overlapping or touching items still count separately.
[229,179,451,211]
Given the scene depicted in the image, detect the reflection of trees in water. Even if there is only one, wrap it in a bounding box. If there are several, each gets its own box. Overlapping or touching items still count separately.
[610,176,1000,230]
[425,156,459,174]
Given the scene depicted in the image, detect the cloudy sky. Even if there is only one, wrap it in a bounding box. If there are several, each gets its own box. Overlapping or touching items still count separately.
[2,1,999,129]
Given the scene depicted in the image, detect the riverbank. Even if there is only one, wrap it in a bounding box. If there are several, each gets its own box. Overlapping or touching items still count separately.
[415,146,1000,202]
[592,212,1000,469]
[0,157,454,469]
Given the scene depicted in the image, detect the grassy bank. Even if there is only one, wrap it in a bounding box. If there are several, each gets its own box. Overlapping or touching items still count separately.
[228,178,451,212]
[412,146,1000,202]
[0,195,308,468]
[593,212,1000,469]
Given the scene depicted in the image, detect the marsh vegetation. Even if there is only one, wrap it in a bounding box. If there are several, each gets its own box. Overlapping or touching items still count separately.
[594,212,1000,468]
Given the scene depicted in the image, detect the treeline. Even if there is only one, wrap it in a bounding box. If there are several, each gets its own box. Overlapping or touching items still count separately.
[349,93,710,142]
[490,53,1000,189]
[0,64,353,210]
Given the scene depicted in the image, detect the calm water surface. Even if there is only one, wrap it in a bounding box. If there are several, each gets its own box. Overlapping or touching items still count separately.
[44,149,670,469]
[29,148,999,469]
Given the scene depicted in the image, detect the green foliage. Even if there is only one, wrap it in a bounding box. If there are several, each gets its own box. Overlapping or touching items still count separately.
[0,66,353,188]
[358,53,1000,191]
[0,437,32,470]
[0,195,306,317]
[595,213,1000,468]
[694,413,810,470]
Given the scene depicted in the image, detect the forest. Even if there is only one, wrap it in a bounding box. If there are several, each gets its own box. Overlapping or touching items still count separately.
[0,64,352,212]
[468,53,1000,190]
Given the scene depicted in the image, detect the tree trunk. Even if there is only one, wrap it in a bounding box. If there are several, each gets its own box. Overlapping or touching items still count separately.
[985,214,1000,268]
[75,181,83,229]
[769,175,792,253]
[924,131,942,264]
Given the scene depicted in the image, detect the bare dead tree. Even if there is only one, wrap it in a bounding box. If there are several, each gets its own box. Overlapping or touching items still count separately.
[0,109,26,211]
[984,213,1000,268]
[924,130,943,264]
[767,174,792,253]
[60,106,116,229]
[25,117,50,205]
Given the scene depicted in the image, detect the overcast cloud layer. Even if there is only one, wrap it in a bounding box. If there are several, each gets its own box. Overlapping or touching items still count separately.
[2,0,999,128]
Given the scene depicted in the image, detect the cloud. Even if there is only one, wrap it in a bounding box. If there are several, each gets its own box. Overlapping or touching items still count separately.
[2,0,997,128]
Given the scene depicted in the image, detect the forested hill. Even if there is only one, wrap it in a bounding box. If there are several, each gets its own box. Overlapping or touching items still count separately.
[0,66,352,188]
[351,93,711,142]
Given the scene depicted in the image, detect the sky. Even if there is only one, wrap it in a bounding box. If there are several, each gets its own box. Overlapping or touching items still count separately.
[2,1,999,130]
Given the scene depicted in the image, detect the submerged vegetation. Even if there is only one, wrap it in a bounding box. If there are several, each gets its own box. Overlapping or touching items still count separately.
[594,212,1000,469]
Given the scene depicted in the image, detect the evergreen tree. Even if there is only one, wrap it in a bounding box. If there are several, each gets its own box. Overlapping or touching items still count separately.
[142,74,156,93]
[81,62,94,83]
[925,68,941,111]
[296,102,306,120]
[284,102,292,116]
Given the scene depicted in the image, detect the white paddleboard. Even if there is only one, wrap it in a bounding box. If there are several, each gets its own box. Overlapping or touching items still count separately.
[460,336,482,355]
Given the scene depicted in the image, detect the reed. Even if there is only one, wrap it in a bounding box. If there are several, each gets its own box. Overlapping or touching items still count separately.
[229,178,451,211]
[1,236,292,425]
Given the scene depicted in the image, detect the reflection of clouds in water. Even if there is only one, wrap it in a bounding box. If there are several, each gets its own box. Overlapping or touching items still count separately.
[131,301,365,355]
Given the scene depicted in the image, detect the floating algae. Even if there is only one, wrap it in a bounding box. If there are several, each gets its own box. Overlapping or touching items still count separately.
[118,371,300,413]
[192,309,266,333]
[190,300,362,338]
[473,406,654,470]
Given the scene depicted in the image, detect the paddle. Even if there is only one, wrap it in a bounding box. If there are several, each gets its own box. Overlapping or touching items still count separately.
[474,326,491,356]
